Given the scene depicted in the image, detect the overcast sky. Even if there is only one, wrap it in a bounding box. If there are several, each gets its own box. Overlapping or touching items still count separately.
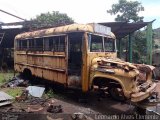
[0,0,159,28]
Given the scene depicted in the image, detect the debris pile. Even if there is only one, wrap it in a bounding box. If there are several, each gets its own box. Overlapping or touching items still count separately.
[1,76,28,88]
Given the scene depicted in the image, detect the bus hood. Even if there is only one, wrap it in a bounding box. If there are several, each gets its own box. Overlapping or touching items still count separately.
[92,57,155,76]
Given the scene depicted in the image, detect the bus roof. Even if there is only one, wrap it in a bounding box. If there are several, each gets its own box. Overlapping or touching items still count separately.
[15,23,115,40]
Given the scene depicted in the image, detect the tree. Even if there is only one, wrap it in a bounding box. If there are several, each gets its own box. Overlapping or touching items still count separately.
[107,0,144,22]
[107,0,147,63]
[30,11,74,29]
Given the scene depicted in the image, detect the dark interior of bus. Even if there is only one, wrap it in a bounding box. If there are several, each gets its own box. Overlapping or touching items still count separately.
[68,32,83,77]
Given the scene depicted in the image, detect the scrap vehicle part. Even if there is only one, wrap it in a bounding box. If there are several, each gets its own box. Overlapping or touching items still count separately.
[108,84,126,102]
[47,105,63,113]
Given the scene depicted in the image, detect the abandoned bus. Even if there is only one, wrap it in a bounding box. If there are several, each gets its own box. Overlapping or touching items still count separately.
[14,23,156,102]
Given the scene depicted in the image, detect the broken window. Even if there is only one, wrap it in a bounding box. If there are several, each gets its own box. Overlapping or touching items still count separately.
[104,38,115,52]
[90,34,103,52]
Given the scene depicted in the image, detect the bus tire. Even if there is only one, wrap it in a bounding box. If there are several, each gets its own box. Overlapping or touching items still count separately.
[108,84,126,102]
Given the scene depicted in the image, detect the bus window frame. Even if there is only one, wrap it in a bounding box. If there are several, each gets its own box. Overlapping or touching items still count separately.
[87,33,116,53]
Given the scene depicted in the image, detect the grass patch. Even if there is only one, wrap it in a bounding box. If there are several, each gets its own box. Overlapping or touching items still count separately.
[0,72,15,85]
[5,87,23,98]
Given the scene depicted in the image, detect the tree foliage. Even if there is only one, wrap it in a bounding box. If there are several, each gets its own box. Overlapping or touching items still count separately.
[30,11,74,29]
[132,31,147,63]
[107,0,144,22]
[107,0,148,63]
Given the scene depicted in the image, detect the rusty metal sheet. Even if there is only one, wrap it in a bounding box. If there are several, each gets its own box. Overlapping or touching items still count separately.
[0,91,13,106]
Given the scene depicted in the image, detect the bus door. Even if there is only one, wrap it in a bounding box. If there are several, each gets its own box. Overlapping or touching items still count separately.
[67,32,83,88]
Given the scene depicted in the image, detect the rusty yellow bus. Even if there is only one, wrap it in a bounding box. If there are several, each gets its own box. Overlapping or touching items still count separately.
[14,23,156,102]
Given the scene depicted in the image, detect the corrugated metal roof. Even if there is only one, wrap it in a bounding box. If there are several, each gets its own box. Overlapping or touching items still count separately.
[99,22,150,39]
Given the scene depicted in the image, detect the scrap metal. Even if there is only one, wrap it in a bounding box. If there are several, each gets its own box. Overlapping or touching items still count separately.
[0,9,26,21]
[47,105,62,113]
[0,91,13,106]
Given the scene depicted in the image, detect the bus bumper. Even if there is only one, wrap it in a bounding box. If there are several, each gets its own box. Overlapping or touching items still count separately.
[131,82,156,102]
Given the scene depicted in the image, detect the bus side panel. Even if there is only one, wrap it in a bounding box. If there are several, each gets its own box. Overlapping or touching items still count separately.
[15,51,67,84]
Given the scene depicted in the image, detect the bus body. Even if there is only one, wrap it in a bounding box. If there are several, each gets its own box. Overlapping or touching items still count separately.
[14,23,156,102]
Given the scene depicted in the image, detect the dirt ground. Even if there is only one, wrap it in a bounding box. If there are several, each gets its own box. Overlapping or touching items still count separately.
[0,80,160,120]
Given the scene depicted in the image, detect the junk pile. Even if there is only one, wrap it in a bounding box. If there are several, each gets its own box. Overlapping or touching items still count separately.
[1,76,28,88]
[14,86,63,113]
[0,75,64,114]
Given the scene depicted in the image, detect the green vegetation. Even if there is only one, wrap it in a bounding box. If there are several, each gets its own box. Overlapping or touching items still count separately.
[153,28,160,49]
[0,72,15,85]
[30,11,74,29]
[107,0,151,63]
[45,89,65,100]
[107,0,144,22]
[5,87,22,98]
[0,72,22,99]
[46,89,55,98]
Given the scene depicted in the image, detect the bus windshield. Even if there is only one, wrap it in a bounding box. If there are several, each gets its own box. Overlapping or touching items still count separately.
[89,34,116,52]
[104,38,115,52]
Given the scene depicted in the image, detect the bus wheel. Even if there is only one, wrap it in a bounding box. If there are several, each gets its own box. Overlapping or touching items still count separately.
[22,69,32,80]
[108,85,126,102]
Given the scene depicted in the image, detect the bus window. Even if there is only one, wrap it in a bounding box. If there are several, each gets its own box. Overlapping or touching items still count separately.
[44,37,50,51]
[28,39,35,50]
[104,38,115,52]
[52,36,65,52]
[16,40,21,50]
[35,38,43,51]
[21,40,27,50]
[90,34,103,52]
